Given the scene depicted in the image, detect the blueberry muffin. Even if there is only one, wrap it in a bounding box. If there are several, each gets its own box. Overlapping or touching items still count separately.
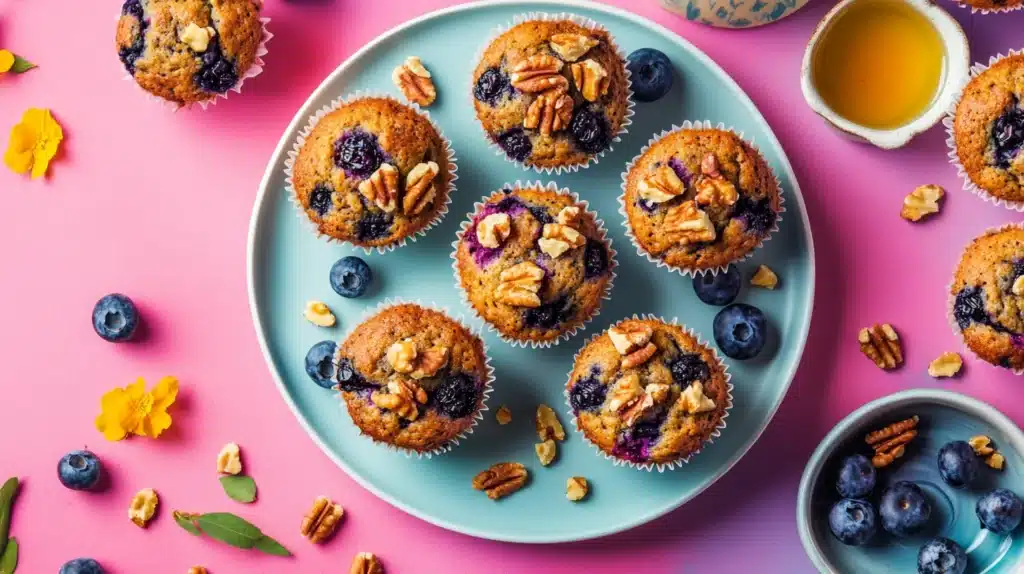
[952,54,1024,204]
[291,97,453,249]
[334,304,490,453]
[454,185,615,346]
[950,225,1024,371]
[471,17,630,170]
[116,0,265,106]
[567,318,730,467]
[622,127,781,273]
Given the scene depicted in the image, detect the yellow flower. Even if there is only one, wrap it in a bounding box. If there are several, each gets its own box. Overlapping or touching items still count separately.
[0,50,13,73]
[4,108,63,179]
[95,377,179,441]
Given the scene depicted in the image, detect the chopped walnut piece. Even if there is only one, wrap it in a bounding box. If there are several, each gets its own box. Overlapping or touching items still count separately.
[371,379,427,421]
[1014,275,1024,297]
[608,323,654,355]
[304,300,337,327]
[358,163,400,213]
[179,22,216,52]
[392,56,436,107]
[509,55,567,92]
[301,496,344,544]
[476,212,512,248]
[646,382,670,404]
[750,265,778,290]
[621,342,658,369]
[694,177,739,208]
[495,405,512,425]
[216,442,243,475]
[678,382,716,414]
[386,338,418,374]
[550,33,599,62]
[129,488,159,528]
[969,435,995,456]
[535,404,566,441]
[403,161,439,215]
[350,552,384,574]
[410,346,449,380]
[566,476,589,501]
[607,373,654,427]
[928,352,963,378]
[524,88,574,136]
[858,324,903,370]
[538,222,586,258]
[900,184,944,222]
[986,452,1006,470]
[570,59,609,102]
[535,439,557,466]
[495,261,544,307]
[556,205,583,227]
[638,165,685,204]
[188,567,209,574]
[664,201,716,245]
[472,462,529,500]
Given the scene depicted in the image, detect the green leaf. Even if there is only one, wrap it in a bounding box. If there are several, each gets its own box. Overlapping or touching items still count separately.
[196,512,263,550]
[0,537,17,574]
[172,511,202,536]
[10,56,35,74]
[219,475,257,504]
[0,478,19,560]
[253,535,291,557]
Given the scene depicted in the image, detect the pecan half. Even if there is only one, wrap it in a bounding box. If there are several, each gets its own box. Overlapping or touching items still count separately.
[858,323,903,370]
[621,342,657,369]
[358,163,400,213]
[392,56,436,107]
[350,552,384,574]
[865,415,919,469]
[510,55,568,93]
[301,496,344,544]
[472,462,529,500]
[524,88,574,136]
[403,161,439,215]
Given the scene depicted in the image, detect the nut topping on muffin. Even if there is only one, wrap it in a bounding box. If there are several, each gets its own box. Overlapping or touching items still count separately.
[371,379,428,421]
[358,164,400,213]
[550,33,599,62]
[386,338,418,373]
[494,262,545,307]
[476,213,512,248]
[638,165,685,204]
[402,161,439,215]
[608,323,653,355]
[678,382,716,415]
[179,22,216,52]
[524,89,574,135]
[664,201,717,244]
[538,223,586,258]
[622,342,658,369]
[392,56,436,107]
[510,55,569,93]
[570,59,610,102]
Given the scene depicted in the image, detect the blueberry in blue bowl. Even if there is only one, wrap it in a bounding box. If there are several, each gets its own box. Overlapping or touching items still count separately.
[692,266,740,306]
[60,558,106,574]
[57,450,102,491]
[91,293,139,342]
[330,256,373,298]
[828,498,877,546]
[305,341,337,389]
[937,440,979,488]
[917,537,967,574]
[713,303,768,360]
[879,481,932,537]
[626,48,674,103]
[976,488,1024,535]
[835,454,876,499]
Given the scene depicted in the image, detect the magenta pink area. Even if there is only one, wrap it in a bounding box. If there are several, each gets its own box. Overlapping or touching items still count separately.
[1,1,1023,572]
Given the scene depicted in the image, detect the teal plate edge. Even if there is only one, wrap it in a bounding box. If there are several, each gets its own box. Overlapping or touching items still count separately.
[247,0,816,543]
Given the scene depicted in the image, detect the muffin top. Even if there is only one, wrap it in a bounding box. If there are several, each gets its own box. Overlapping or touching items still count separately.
[623,127,781,271]
[334,304,488,453]
[951,226,1024,370]
[454,186,614,345]
[291,97,452,248]
[471,19,630,169]
[955,0,1022,13]
[954,54,1024,203]
[567,318,730,466]
[116,0,264,105]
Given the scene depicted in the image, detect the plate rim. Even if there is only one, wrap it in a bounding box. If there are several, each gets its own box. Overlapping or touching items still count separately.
[246,0,817,543]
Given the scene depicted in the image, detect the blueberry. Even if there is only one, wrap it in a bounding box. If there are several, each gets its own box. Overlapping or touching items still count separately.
[309,184,333,217]
[524,296,573,330]
[432,373,479,419]
[497,128,532,162]
[976,488,1024,535]
[118,0,146,74]
[330,256,373,298]
[569,107,611,154]
[880,481,932,536]
[692,266,741,306]
[92,294,139,342]
[917,537,967,574]
[59,558,106,574]
[712,303,768,360]
[583,240,609,279]
[828,498,877,546]
[937,441,979,488]
[121,0,143,19]
[836,454,876,499]
[305,341,337,389]
[626,48,674,103]
[527,204,554,225]
[333,130,384,178]
[733,195,776,237]
[953,287,989,330]
[335,358,376,392]
[356,212,392,242]
[57,450,102,491]
[992,101,1024,169]
[569,376,607,413]
[668,353,710,385]
[194,38,238,93]
[473,67,511,105]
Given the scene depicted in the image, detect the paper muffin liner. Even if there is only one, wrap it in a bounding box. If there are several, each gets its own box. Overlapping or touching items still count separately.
[332,298,495,458]
[618,120,786,277]
[945,222,1024,376]
[282,91,458,254]
[118,12,272,111]
[451,180,617,349]
[564,314,734,472]
[943,49,1024,212]
[470,12,635,175]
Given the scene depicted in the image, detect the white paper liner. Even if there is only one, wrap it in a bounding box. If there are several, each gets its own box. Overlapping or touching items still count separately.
[945,222,1024,375]
[470,12,635,175]
[943,49,1024,212]
[282,91,458,254]
[117,10,272,111]
[564,315,734,472]
[331,298,495,457]
[618,120,786,277]
[451,181,617,349]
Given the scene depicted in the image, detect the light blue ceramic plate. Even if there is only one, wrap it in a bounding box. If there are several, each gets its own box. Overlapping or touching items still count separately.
[247,0,814,543]
[798,389,1024,573]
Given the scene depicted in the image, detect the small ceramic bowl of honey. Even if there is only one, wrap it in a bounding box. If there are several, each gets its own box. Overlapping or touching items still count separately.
[801,0,970,149]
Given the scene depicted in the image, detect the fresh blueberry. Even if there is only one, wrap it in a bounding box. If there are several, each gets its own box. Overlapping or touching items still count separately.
[692,266,741,306]
[527,204,554,225]
[305,341,337,389]
[733,195,777,237]
[992,101,1024,169]
[118,0,146,74]
[309,184,333,216]
[828,498,877,546]
[335,358,376,393]
[330,256,373,298]
[917,537,967,574]
[59,558,106,574]
[953,287,989,330]
[668,157,694,187]
[92,294,139,342]
[356,212,392,242]
[524,296,573,330]
[432,373,479,419]
[668,353,710,385]
[194,38,238,93]
[473,67,512,105]
[836,454,876,499]
[497,128,533,162]
[57,450,102,491]
[583,239,609,279]
[626,48,674,103]
[937,441,979,488]
[712,303,768,360]
[976,488,1024,535]
[569,376,607,413]
[333,130,384,178]
[569,107,611,154]
[880,481,932,537]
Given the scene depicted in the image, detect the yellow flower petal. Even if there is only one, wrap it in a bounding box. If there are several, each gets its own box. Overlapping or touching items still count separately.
[143,410,173,438]
[126,378,147,399]
[5,108,61,178]
[4,124,34,174]
[150,376,179,411]
[0,50,13,73]
[95,411,128,442]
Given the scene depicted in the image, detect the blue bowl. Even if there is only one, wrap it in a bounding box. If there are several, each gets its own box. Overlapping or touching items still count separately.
[798,389,1024,573]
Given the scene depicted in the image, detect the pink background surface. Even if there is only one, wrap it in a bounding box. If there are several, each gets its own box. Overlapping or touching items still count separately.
[2,0,1023,572]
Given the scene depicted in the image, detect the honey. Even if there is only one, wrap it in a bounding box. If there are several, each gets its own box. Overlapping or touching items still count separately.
[812,0,944,130]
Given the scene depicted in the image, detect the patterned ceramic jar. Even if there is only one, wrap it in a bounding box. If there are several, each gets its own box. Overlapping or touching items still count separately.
[660,0,811,28]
